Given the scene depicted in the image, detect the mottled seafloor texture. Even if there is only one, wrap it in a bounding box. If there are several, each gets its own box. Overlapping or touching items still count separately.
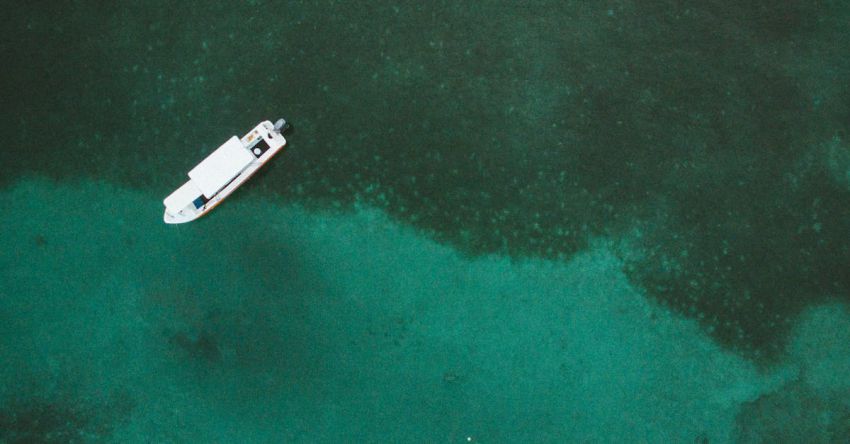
[1,1,849,442]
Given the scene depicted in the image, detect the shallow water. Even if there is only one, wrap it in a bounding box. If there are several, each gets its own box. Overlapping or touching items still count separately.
[2,2,849,442]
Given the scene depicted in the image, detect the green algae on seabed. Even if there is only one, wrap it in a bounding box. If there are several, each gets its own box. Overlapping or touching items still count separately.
[1,2,850,441]
[3,177,850,442]
[4,2,849,365]
[0,389,134,443]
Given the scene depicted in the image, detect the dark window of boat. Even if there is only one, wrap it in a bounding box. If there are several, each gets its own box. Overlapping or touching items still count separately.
[251,138,271,157]
[193,195,208,209]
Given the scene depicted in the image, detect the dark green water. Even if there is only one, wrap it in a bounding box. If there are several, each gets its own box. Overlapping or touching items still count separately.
[2,1,849,442]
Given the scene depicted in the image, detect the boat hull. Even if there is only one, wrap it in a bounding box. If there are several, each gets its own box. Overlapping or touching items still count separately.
[163,120,287,224]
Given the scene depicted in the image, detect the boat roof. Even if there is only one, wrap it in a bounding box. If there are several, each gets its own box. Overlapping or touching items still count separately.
[164,180,203,211]
[188,136,255,198]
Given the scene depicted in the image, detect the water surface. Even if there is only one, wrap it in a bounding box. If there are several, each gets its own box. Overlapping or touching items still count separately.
[1,1,849,442]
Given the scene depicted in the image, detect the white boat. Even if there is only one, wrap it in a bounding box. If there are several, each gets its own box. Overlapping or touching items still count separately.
[163,118,290,224]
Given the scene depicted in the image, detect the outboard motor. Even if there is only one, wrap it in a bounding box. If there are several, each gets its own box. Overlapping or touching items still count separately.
[273,118,292,133]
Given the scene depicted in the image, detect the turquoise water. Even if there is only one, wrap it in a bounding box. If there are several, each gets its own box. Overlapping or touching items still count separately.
[2,2,850,442]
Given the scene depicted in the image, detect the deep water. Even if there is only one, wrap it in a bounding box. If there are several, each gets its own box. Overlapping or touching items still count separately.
[1,1,849,442]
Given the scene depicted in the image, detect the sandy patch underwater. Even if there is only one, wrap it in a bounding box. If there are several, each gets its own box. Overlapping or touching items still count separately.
[1,177,848,442]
